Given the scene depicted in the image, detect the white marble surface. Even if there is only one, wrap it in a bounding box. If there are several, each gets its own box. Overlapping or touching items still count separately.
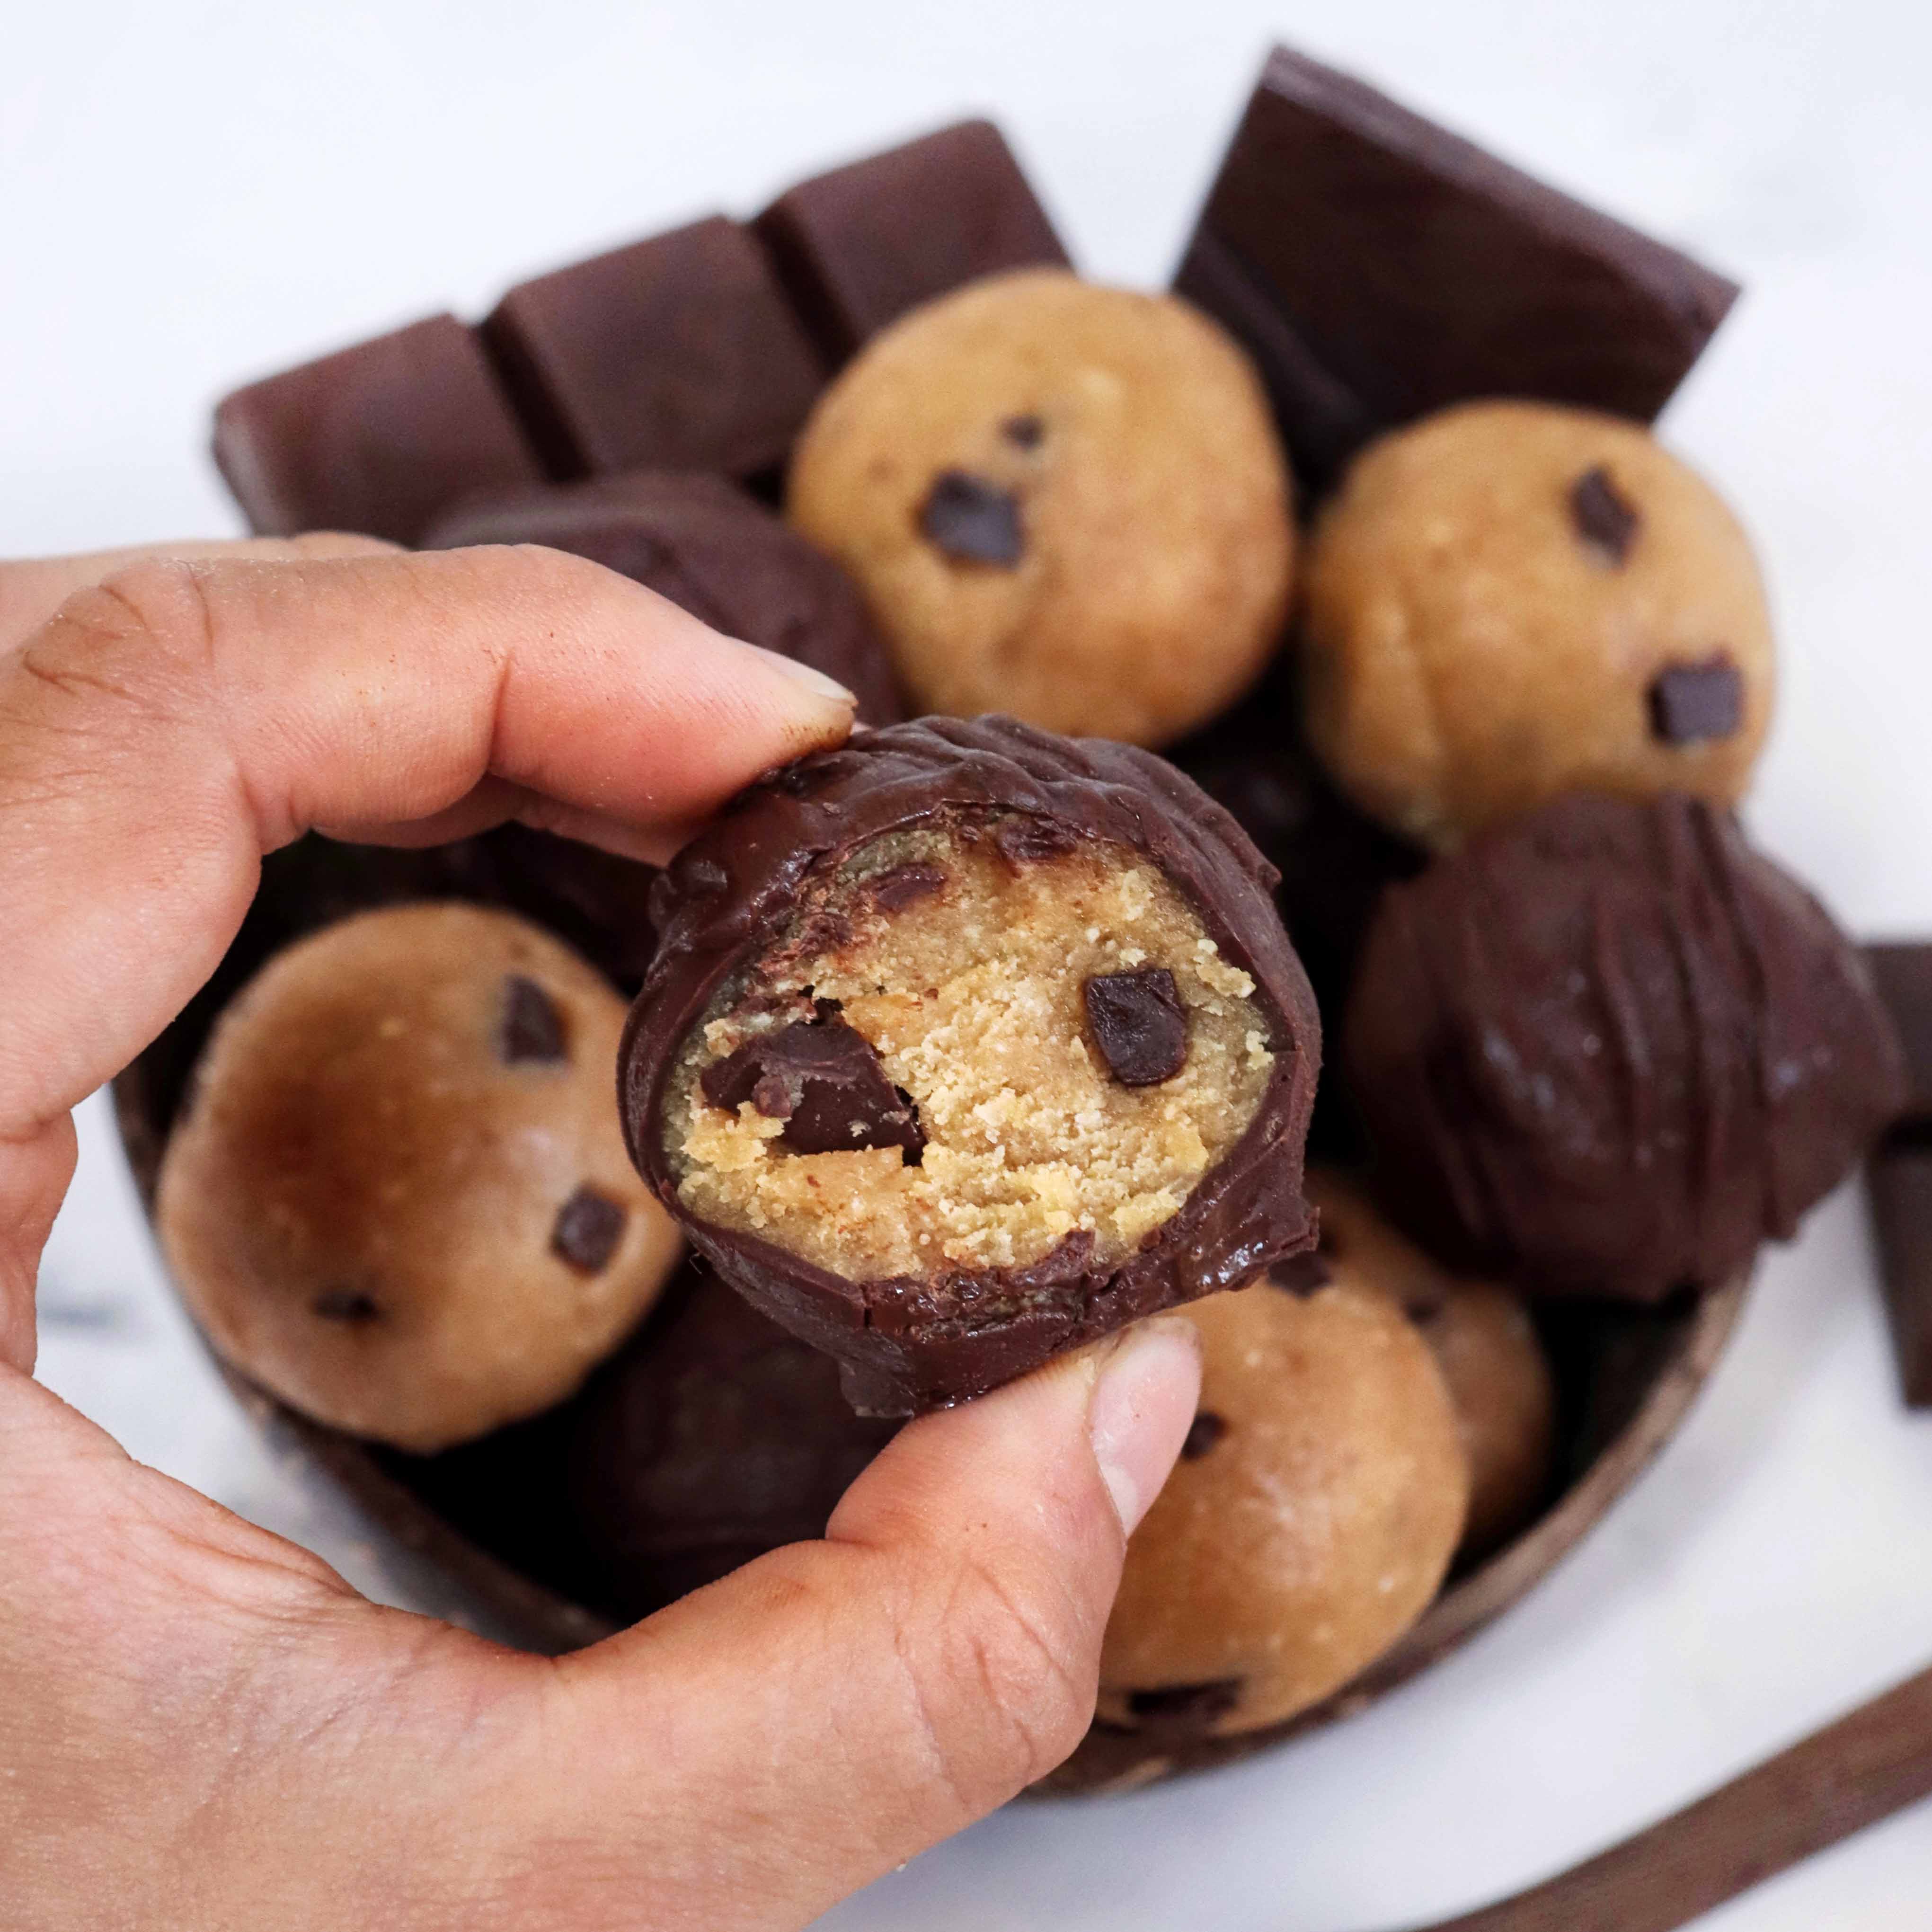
[8,1,1932,1925]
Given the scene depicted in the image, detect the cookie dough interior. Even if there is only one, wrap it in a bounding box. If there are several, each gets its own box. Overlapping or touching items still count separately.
[664,816,1276,1282]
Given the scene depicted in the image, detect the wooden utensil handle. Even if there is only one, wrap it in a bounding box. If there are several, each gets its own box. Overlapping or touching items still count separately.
[1424,1658,1932,1932]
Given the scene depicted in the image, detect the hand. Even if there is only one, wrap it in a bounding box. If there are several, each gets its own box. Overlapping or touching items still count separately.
[0,538,1202,1930]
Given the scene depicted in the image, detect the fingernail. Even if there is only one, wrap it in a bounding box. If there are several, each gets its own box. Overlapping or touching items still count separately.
[1086,1317,1203,1537]
[734,639,857,709]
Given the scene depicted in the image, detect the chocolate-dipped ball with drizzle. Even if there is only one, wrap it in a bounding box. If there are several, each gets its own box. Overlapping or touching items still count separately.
[157,904,682,1452]
[1344,792,1907,1303]
[620,716,1321,1415]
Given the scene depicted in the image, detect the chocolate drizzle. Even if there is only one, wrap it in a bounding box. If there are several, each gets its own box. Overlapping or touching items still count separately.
[1344,794,1906,1302]
[622,717,1321,1414]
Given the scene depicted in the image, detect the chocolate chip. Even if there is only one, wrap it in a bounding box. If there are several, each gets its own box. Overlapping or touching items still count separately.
[1569,465,1640,564]
[1084,968,1189,1087]
[1001,413,1045,450]
[920,470,1024,566]
[871,862,948,912]
[701,1018,925,1161]
[499,975,567,1063]
[1403,1292,1447,1326]
[1126,1680,1243,1726]
[1648,656,1744,744]
[993,815,1079,868]
[1180,1410,1229,1459]
[1271,1252,1333,1296]
[552,1186,628,1274]
[312,1288,381,1323]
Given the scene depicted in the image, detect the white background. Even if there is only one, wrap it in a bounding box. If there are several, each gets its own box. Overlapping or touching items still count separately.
[7,2,1932,1925]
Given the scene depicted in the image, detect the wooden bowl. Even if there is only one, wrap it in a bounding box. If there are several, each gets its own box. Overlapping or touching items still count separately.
[109,834,1751,1789]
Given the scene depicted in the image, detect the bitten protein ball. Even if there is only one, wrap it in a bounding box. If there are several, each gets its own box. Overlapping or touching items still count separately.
[1309,1170,1556,1558]
[1345,793,1907,1303]
[621,717,1321,1415]
[1095,1275,1467,1740]
[158,904,683,1452]
[1301,401,1774,851]
[423,469,906,727]
[566,1259,899,1620]
[787,269,1295,748]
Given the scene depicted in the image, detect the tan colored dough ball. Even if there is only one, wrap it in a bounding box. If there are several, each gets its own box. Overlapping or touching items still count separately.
[787,268,1295,748]
[157,903,682,1453]
[1310,1170,1558,1558]
[1096,1276,1467,1738]
[1300,400,1773,850]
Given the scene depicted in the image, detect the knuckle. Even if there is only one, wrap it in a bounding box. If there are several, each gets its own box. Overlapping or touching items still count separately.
[48,558,218,687]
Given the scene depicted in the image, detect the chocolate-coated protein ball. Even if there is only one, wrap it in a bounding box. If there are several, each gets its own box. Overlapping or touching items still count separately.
[158,904,683,1452]
[788,269,1295,748]
[423,468,905,727]
[1095,1274,1467,1739]
[1301,401,1774,850]
[621,716,1321,1414]
[1344,793,1906,1303]
[1309,1170,1556,1558]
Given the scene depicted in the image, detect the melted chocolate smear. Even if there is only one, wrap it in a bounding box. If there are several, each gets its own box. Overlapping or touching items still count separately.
[872,862,948,912]
[1569,465,1640,564]
[701,1019,925,1162]
[1648,656,1744,744]
[500,974,568,1064]
[1271,1252,1333,1296]
[552,1186,628,1275]
[993,815,1078,869]
[1084,968,1189,1087]
[312,1288,381,1324]
[920,470,1024,566]
[1180,1410,1229,1459]
[1126,1679,1243,1726]
[1001,413,1045,450]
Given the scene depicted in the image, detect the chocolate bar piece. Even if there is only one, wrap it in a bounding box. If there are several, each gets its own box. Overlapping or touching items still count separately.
[482,216,826,481]
[622,716,1320,1415]
[1176,46,1740,488]
[211,314,543,544]
[756,120,1070,363]
[1864,945,1932,1406]
[422,470,905,726]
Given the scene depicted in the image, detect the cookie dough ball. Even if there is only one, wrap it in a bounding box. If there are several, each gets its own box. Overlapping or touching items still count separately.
[787,269,1294,748]
[1302,401,1774,850]
[1310,1170,1556,1558]
[158,904,683,1453]
[624,718,1321,1416]
[566,1259,899,1620]
[1096,1276,1467,1739]
[1344,793,1907,1302]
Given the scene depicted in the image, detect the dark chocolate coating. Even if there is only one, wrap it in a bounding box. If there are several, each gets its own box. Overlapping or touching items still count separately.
[620,716,1322,1415]
[481,216,827,482]
[566,1259,898,1619]
[1174,46,1740,490]
[1867,944,1932,1124]
[1345,794,1906,1303]
[422,470,904,726]
[1868,1142,1932,1409]
[212,314,543,544]
[755,120,1070,363]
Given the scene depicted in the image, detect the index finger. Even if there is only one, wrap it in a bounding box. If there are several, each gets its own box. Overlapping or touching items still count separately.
[0,542,855,1143]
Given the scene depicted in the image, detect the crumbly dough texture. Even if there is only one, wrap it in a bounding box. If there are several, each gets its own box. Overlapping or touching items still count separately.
[1310,1170,1557,1558]
[1301,400,1774,850]
[665,822,1276,1284]
[1097,1276,1467,1737]
[787,269,1295,748]
[158,903,682,1453]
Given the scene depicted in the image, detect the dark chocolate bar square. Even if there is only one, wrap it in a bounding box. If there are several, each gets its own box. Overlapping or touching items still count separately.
[1867,944,1932,1123]
[755,120,1070,363]
[211,314,543,545]
[1869,1143,1932,1408]
[482,216,827,481]
[1175,46,1740,488]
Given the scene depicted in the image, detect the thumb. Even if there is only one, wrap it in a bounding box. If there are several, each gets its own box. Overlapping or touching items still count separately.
[501,1316,1203,1931]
